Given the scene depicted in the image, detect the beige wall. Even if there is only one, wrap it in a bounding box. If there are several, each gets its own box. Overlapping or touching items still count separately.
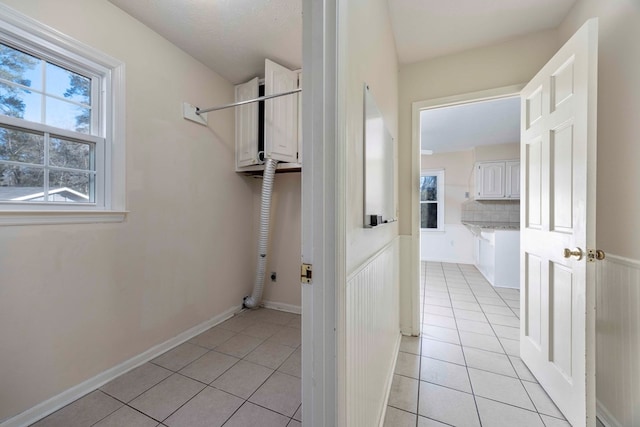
[559,0,640,260]
[343,0,399,273]
[0,0,257,421]
[473,142,520,163]
[398,30,559,236]
[340,1,400,424]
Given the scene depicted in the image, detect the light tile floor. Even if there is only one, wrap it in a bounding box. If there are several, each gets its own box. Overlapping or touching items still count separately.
[384,261,571,427]
[31,308,301,427]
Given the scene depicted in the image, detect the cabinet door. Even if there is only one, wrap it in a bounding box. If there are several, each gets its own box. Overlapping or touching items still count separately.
[505,161,521,199]
[477,162,505,199]
[265,59,299,163]
[235,77,259,169]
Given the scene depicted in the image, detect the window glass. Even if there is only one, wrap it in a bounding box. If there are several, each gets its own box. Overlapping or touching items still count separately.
[0,43,42,90]
[420,171,444,230]
[0,126,44,164]
[45,62,91,105]
[0,81,42,121]
[0,39,99,205]
[49,170,92,202]
[45,96,90,134]
[0,42,92,134]
[420,175,437,201]
[421,202,438,229]
[0,164,44,200]
[49,137,92,170]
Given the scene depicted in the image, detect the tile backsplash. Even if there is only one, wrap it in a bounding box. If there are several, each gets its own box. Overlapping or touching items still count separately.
[461,200,520,223]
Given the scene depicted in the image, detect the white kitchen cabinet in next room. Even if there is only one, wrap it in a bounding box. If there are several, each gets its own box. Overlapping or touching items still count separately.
[475,229,520,288]
[475,160,520,200]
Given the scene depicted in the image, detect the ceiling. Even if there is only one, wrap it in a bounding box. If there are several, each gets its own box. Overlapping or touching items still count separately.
[421,97,521,153]
[108,0,302,85]
[108,0,575,152]
[388,0,577,64]
[109,0,576,84]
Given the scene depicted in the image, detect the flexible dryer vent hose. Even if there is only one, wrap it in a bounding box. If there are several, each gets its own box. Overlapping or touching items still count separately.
[244,157,278,309]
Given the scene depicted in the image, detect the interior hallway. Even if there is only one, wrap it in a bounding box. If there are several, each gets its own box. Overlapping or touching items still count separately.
[384,262,570,427]
[30,308,302,427]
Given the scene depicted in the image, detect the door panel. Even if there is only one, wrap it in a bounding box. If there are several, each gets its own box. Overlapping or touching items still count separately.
[264,59,299,163]
[526,140,542,229]
[551,58,575,111]
[550,262,573,378]
[520,18,598,427]
[551,123,574,232]
[525,253,543,348]
[235,77,260,168]
[526,86,543,128]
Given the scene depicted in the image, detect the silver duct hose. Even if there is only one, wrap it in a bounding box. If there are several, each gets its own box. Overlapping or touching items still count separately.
[244,157,278,309]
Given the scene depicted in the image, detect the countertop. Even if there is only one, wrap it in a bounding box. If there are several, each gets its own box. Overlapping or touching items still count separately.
[462,221,520,230]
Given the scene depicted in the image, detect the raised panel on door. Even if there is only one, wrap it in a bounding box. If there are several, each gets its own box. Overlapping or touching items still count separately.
[506,161,521,199]
[235,77,259,169]
[477,162,505,199]
[520,19,598,427]
[264,59,299,164]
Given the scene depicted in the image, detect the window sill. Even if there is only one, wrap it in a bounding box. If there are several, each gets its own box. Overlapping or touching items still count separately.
[421,228,445,233]
[0,210,128,226]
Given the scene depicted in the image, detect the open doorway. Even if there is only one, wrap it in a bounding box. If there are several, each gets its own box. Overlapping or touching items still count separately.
[385,86,574,426]
[410,85,524,336]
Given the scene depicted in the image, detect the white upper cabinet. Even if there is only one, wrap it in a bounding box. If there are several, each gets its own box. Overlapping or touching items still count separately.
[477,161,505,199]
[505,160,520,199]
[234,60,300,171]
[476,160,520,200]
[235,77,260,169]
[264,59,299,164]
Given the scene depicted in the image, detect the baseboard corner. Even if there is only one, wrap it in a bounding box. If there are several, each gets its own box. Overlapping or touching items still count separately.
[597,399,622,427]
[261,300,302,314]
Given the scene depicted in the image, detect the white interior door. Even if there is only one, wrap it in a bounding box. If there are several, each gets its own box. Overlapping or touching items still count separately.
[265,59,299,163]
[520,19,598,427]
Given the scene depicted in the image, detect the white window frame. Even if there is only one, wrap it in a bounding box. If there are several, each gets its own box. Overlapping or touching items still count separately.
[420,168,444,232]
[0,4,125,225]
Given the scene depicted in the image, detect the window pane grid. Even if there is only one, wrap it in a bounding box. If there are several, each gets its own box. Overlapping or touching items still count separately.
[420,172,443,230]
[0,124,95,203]
[0,78,93,109]
[0,42,93,135]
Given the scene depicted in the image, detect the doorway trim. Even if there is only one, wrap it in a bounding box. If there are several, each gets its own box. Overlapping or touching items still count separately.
[409,84,525,336]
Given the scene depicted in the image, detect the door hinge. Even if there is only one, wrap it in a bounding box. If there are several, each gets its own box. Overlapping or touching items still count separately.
[587,249,606,263]
[301,263,312,284]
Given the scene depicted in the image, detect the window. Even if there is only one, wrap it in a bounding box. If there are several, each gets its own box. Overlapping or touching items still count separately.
[420,169,444,231]
[0,5,125,224]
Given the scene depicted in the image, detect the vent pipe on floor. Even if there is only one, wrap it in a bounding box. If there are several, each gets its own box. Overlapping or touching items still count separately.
[244,157,278,309]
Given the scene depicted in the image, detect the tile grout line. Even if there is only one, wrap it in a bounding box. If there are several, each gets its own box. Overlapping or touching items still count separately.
[449,263,484,427]
[419,263,569,426]
[415,259,427,427]
[459,266,569,424]
[84,391,126,427]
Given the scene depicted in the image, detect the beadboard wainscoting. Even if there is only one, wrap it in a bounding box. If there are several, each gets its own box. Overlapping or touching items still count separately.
[596,254,640,427]
[346,238,401,427]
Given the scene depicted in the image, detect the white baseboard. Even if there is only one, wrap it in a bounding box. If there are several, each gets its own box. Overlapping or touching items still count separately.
[1,304,242,427]
[261,300,302,314]
[378,333,402,427]
[597,398,623,427]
